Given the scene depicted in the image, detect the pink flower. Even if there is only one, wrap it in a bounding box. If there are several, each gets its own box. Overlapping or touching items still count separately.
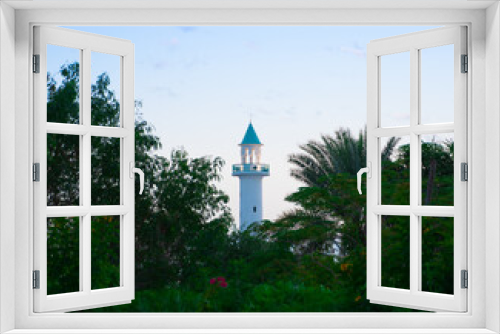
[220,281,228,288]
[217,276,226,282]
[209,278,216,285]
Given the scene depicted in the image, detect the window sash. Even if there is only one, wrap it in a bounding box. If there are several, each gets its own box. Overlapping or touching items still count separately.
[33,25,136,313]
[366,26,468,312]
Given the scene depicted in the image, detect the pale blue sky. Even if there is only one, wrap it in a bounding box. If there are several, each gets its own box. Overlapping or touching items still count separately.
[49,25,452,223]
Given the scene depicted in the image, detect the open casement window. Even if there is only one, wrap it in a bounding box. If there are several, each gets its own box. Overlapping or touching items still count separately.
[33,26,140,312]
[363,26,467,312]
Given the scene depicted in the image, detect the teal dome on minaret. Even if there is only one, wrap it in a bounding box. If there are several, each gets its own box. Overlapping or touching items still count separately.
[240,122,262,145]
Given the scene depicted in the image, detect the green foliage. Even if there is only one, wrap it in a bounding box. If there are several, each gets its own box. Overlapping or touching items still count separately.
[47,134,79,206]
[47,63,233,297]
[269,129,454,306]
[421,140,454,206]
[381,143,410,205]
[91,216,120,290]
[133,148,233,289]
[381,216,411,290]
[421,217,454,294]
[47,217,79,295]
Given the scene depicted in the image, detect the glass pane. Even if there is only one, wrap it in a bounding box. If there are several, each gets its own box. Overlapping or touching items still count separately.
[381,136,410,205]
[91,136,121,206]
[380,51,410,128]
[91,52,121,127]
[420,45,454,125]
[47,217,80,295]
[47,134,80,206]
[421,133,454,206]
[422,217,454,294]
[381,215,410,290]
[92,216,120,290]
[47,44,80,124]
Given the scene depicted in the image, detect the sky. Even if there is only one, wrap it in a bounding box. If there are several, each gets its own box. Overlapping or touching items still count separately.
[48,25,453,226]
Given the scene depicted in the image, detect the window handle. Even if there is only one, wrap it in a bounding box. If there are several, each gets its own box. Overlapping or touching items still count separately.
[129,162,144,195]
[357,162,371,195]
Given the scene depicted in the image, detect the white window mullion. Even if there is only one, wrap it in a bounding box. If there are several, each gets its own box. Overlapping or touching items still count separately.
[122,49,135,295]
[413,124,454,135]
[82,47,92,295]
[373,205,455,217]
[90,126,128,138]
[46,123,129,138]
[366,48,379,302]
[372,124,455,138]
[46,205,129,217]
[82,214,91,294]
[78,48,85,293]
[409,46,420,295]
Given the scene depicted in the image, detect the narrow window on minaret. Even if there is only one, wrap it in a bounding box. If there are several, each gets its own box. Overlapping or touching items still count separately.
[253,206,257,213]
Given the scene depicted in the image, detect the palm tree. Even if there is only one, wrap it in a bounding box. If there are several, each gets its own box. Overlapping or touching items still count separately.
[269,127,400,258]
[289,127,399,187]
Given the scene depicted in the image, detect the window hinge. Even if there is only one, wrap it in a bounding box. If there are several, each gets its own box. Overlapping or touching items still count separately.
[33,163,40,182]
[33,270,40,289]
[461,270,468,289]
[461,162,468,181]
[461,54,468,73]
[33,54,40,73]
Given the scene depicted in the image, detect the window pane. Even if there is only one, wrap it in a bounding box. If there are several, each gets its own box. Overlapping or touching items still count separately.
[381,215,410,290]
[47,44,80,124]
[380,52,410,128]
[420,45,454,125]
[47,133,80,206]
[92,216,120,290]
[47,217,80,295]
[91,52,121,127]
[91,136,121,206]
[421,133,454,206]
[421,216,454,294]
[381,136,410,205]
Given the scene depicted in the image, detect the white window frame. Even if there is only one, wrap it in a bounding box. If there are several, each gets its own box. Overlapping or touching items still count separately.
[0,2,499,334]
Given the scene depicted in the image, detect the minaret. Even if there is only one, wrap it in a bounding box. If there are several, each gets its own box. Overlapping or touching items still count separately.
[232,122,270,231]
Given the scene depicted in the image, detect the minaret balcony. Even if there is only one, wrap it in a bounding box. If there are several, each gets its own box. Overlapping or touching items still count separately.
[232,163,270,176]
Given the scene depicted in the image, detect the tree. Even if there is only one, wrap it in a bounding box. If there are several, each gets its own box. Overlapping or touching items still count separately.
[46,62,233,294]
[276,128,400,257]
[289,127,399,187]
[262,128,454,306]
[136,150,233,289]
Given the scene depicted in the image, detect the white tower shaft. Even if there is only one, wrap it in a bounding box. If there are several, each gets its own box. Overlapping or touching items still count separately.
[239,176,263,231]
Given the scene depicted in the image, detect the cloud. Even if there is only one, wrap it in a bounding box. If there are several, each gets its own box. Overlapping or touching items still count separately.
[153,61,168,69]
[284,107,297,117]
[179,27,197,33]
[260,89,285,101]
[182,54,209,69]
[389,112,410,122]
[166,37,179,46]
[340,44,366,58]
[243,40,259,50]
[164,87,178,97]
[151,85,179,97]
